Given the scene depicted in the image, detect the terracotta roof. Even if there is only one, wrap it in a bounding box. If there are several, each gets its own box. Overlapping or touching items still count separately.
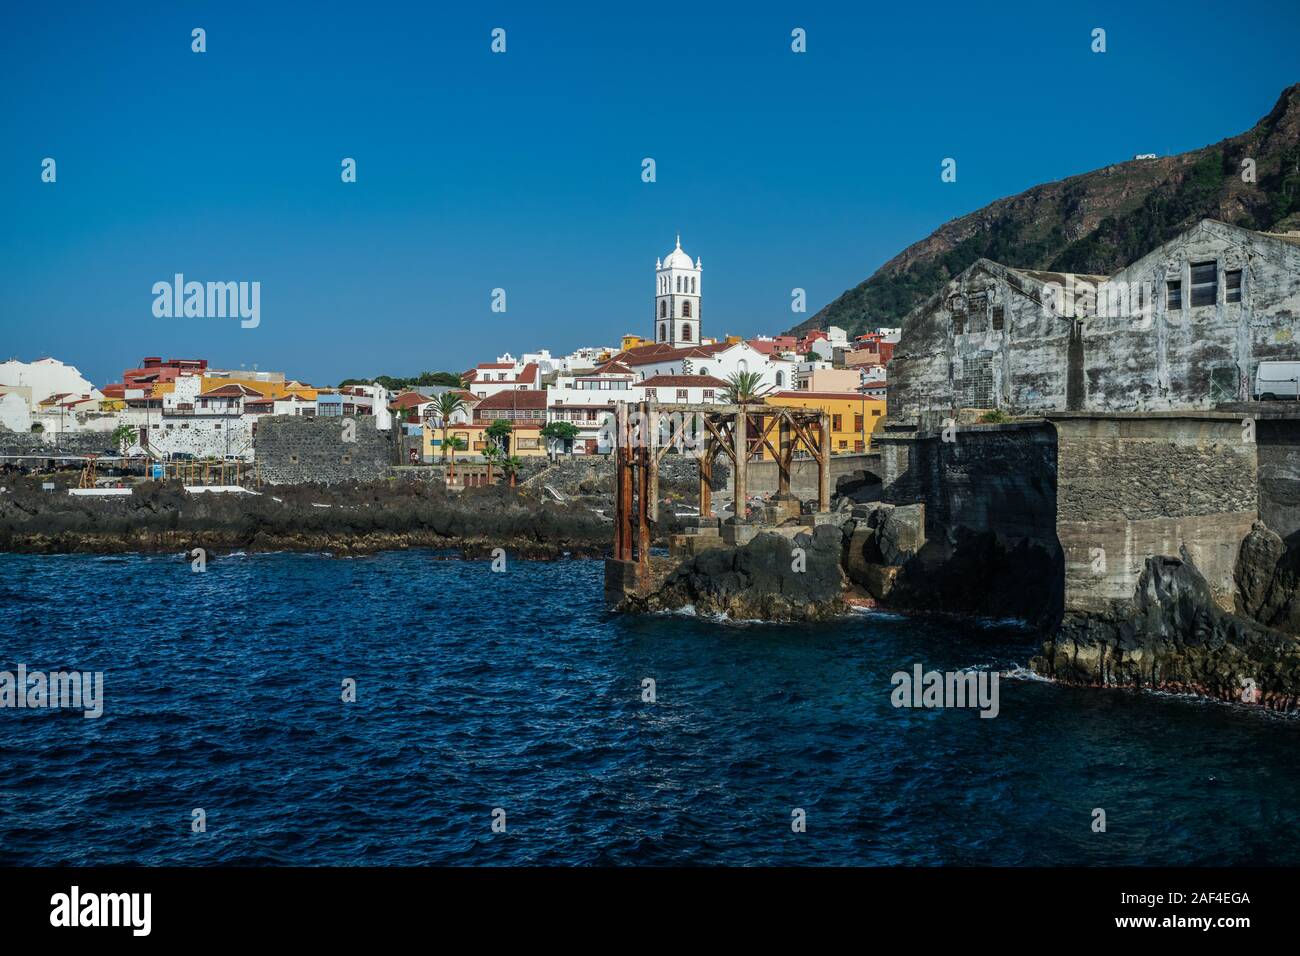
[199,383,264,398]
[473,389,548,411]
[591,360,635,375]
[390,391,434,409]
[768,390,885,401]
[609,342,737,366]
[640,374,729,388]
[476,362,516,369]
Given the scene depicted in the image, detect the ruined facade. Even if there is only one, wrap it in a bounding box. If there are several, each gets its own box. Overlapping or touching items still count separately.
[887,220,1300,415]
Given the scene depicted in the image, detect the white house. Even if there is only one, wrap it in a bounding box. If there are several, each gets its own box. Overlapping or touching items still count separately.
[465,361,541,398]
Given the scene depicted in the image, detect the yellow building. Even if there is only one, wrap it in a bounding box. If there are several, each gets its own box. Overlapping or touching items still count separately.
[621,334,651,352]
[423,421,549,461]
[760,391,886,455]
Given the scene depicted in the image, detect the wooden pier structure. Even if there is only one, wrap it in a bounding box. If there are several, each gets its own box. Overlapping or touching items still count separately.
[605,400,832,606]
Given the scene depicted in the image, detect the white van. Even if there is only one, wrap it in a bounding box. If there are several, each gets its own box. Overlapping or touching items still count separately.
[1255,361,1300,401]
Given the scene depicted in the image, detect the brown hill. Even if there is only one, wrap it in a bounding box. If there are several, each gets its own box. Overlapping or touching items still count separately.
[793,83,1300,337]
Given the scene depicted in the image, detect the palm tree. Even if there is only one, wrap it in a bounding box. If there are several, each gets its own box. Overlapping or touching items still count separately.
[482,443,501,485]
[722,370,766,405]
[111,423,137,455]
[444,435,467,479]
[500,455,524,488]
[433,392,467,462]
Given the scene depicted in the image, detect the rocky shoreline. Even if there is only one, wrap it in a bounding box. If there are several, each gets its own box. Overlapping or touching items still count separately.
[0,478,617,559]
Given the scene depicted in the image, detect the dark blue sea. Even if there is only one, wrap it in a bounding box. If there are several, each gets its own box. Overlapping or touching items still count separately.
[1,550,1298,866]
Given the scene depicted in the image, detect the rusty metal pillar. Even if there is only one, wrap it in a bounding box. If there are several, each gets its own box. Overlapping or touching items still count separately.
[636,403,651,566]
[778,413,792,498]
[732,405,747,523]
[818,410,831,513]
[699,415,713,518]
[621,414,636,561]
[646,401,659,523]
[613,406,625,559]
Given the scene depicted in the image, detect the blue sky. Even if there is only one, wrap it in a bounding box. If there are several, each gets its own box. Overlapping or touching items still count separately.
[1,0,1296,387]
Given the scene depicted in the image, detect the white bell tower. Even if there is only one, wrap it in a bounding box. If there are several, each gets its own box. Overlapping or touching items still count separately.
[654,235,701,346]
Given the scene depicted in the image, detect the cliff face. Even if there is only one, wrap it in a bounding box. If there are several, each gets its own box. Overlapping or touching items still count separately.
[794,84,1300,338]
[1032,547,1300,710]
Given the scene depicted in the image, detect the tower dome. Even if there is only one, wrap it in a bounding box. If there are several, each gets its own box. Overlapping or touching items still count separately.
[653,235,702,346]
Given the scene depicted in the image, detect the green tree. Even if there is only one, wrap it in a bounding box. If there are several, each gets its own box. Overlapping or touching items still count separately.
[540,420,580,457]
[111,423,137,455]
[485,419,512,455]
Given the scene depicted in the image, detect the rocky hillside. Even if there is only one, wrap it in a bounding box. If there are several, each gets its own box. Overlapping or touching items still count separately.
[794,83,1300,337]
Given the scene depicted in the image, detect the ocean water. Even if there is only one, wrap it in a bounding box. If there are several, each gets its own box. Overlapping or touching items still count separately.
[1,550,1298,866]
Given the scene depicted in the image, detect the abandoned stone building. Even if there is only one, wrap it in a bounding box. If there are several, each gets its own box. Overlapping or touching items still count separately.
[887,220,1300,416]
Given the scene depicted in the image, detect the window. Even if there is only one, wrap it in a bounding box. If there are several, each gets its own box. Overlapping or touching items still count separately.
[703,389,714,400]
[676,389,688,401]
[1190,261,1217,307]
[838,440,848,449]
[659,300,666,318]
[682,324,692,342]
[676,276,681,292]
[991,306,1005,331]
[517,438,539,450]
[659,323,666,341]
[682,300,692,318]
[774,371,784,387]
[953,318,965,335]
[854,414,864,431]
[832,414,842,431]
[1226,269,1243,304]
[645,388,657,399]
[1166,279,1182,310]
[872,408,882,416]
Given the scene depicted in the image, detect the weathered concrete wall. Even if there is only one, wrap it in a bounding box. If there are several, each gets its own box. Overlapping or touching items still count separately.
[889,220,1300,416]
[1094,221,1300,409]
[878,412,1260,620]
[1049,412,1257,613]
[877,422,1058,549]
[255,416,392,485]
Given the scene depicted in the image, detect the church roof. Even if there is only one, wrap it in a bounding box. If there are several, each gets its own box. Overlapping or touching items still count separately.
[660,235,698,271]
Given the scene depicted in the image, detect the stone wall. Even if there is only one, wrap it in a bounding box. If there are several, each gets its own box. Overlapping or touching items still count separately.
[255,416,393,485]
[1049,412,1256,614]
[877,412,1260,620]
[723,452,880,498]
[0,429,116,459]
[877,421,1058,550]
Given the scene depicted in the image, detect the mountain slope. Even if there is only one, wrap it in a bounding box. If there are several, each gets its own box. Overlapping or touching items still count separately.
[793,83,1300,337]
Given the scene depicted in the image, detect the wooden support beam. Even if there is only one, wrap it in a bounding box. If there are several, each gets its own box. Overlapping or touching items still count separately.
[646,402,659,523]
[732,404,748,523]
[778,412,792,497]
[699,430,713,518]
[818,409,831,512]
[702,415,737,465]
